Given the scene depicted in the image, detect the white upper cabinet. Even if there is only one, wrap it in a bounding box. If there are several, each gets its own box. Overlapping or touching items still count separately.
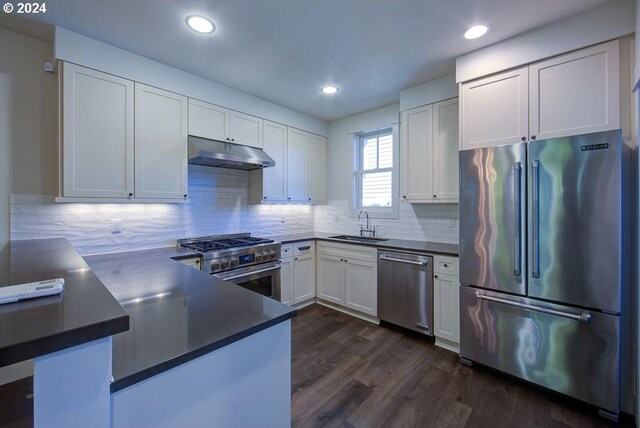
[188,99,229,142]
[134,83,188,200]
[188,98,263,148]
[259,121,288,201]
[461,40,621,149]
[461,67,529,150]
[432,98,459,201]
[286,128,309,202]
[62,63,134,198]
[400,98,459,203]
[529,39,620,141]
[229,111,263,148]
[307,134,327,203]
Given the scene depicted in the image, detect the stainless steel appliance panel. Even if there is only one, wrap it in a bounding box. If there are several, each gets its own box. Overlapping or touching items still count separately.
[213,261,281,300]
[378,251,433,335]
[459,143,527,295]
[528,130,622,312]
[460,286,620,413]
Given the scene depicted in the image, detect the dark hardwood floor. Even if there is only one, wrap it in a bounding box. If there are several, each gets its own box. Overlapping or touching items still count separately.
[292,304,635,428]
[0,303,634,427]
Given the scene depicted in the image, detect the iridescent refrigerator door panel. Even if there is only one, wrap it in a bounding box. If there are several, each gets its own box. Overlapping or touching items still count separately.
[527,130,621,313]
[459,143,527,296]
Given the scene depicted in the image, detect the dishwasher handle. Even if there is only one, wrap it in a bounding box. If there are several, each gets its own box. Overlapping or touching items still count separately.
[379,255,429,266]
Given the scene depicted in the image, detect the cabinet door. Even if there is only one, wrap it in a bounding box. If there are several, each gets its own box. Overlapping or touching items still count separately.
[434,273,459,344]
[316,253,344,305]
[135,84,188,199]
[401,105,433,201]
[62,63,134,198]
[344,259,377,316]
[307,134,327,203]
[529,40,620,141]
[461,67,528,149]
[293,254,315,304]
[261,121,287,201]
[432,98,459,201]
[280,258,293,305]
[286,128,308,201]
[229,111,263,148]
[188,99,229,142]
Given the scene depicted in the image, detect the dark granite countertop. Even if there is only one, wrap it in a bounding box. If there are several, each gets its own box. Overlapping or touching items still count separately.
[0,239,129,368]
[84,246,297,393]
[268,232,459,256]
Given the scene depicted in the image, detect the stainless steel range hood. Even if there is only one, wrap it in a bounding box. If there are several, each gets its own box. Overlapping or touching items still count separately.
[188,135,275,170]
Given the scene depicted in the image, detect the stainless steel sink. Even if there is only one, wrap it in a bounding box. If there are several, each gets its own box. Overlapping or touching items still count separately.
[328,235,390,244]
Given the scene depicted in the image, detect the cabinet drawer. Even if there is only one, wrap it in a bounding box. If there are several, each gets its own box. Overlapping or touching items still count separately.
[293,241,315,256]
[434,255,458,276]
[281,244,294,259]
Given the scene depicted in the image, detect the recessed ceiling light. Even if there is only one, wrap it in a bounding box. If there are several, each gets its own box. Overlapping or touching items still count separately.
[321,85,339,95]
[186,15,215,34]
[464,25,489,40]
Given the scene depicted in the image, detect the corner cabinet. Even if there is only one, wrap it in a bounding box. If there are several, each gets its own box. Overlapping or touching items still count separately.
[134,84,188,200]
[400,97,459,203]
[61,63,135,198]
[460,39,621,149]
[316,241,377,317]
[188,98,263,148]
[249,126,326,204]
[60,63,188,202]
[433,255,459,353]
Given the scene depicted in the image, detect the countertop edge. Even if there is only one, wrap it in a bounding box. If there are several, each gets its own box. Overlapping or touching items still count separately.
[110,309,296,393]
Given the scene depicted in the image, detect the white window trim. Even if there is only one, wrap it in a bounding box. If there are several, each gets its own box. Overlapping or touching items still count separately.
[350,124,399,219]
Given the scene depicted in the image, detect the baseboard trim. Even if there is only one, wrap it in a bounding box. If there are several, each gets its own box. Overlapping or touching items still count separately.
[316,300,379,325]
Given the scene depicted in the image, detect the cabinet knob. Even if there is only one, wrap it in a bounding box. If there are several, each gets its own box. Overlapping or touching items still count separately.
[231,138,235,142]
[521,137,526,141]
[403,195,407,199]
[433,194,437,198]
[444,264,448,268]
[263,196,267,200]
[184,194,188,198]
[308,197,311,201]
[434,275,438,279]
[531,135,536,140]
[128,193,133,197]
[288,197,291,200]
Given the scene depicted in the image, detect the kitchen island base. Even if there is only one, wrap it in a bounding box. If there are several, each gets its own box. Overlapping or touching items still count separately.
[111,319,291,428]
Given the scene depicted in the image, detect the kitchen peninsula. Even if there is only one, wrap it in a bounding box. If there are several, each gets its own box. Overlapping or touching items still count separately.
[0,238,296,428]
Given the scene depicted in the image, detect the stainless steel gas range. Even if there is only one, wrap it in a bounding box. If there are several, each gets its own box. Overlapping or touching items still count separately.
[178,234,281,301]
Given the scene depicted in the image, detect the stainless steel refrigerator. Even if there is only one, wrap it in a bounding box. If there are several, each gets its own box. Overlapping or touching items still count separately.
[459,130,628,418]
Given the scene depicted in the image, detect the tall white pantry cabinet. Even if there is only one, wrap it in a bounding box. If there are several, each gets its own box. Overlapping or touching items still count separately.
[61,63,188,201]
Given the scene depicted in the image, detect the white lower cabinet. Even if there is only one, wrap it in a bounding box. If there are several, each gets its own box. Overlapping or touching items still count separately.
[316,241,377,317]
[280,257,293,306]
[280,241,315,306]
[433,255,460,352]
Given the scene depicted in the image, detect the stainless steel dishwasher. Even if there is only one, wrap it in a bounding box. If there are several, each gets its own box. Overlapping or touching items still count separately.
[377,250,433,335]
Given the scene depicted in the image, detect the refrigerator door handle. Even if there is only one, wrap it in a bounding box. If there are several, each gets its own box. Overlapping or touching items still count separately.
[475,291,591,322]
[531,160,540,278]
[513,162,522,276]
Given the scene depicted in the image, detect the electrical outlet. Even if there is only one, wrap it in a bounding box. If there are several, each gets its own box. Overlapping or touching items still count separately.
[110,219,123,235]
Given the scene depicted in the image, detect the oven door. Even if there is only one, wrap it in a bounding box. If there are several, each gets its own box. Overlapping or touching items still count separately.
[213,261,281,301]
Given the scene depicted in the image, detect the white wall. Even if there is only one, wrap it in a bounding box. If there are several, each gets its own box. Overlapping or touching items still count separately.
[316,103,458,244]
[456,0,636,83]
[0,27,57,249]
[55,28,328,137]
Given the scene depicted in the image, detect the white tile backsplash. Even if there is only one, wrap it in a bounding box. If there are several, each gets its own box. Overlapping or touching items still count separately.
[10,167,458,254]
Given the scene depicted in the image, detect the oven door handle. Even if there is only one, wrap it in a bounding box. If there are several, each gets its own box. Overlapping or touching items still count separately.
[222,263,281,281]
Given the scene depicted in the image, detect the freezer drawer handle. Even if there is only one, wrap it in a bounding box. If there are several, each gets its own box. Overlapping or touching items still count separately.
[513,162,522,276]
[475,292,591,323]
[531,160,540,278]
[379,255,428,266]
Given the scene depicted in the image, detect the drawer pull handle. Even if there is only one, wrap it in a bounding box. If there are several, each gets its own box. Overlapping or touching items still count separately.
[298,246,311,251]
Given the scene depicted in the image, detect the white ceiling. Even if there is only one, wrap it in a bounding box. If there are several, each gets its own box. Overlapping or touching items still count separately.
[9,0,613,122]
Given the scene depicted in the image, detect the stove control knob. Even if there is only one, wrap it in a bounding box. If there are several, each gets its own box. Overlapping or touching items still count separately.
[255,252,264,262]
[230,257,239,267]
[269,250,277,259]
[221,258,230,269]
[211,260,221,272]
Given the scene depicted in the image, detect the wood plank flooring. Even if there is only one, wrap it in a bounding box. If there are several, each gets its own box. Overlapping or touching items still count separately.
[0,303,634,427]
[292,304,635,428]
